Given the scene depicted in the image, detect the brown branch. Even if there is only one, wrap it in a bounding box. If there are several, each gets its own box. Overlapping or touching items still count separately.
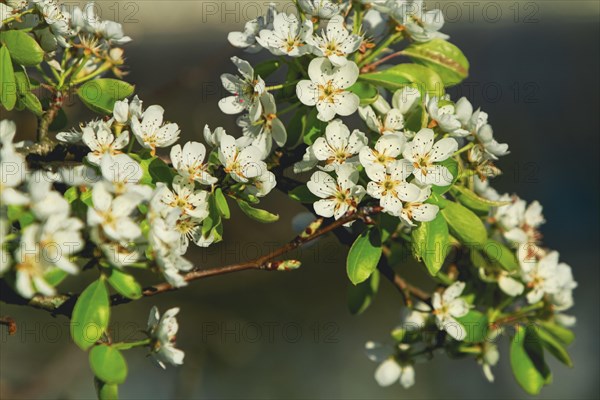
[1,206,383,317]
[377,260,431,307]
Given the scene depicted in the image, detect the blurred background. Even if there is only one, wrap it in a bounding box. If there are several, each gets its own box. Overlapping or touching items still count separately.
[1,0,599,398]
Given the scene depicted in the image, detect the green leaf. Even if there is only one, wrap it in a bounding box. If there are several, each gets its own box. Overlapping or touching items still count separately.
[287,109,307,148]
[14,70,31,93]
[77,79,135,115]
[303,108,327,145]
[107,269,142,300]
[441,201,487,246]
[236,199,279,223]
[456,311,488,343]
[71,279,110,350]
[44,269,69,287]
[431,158,458,195]
[0,46,17,110]
[359,63,444,98]
[253,59,281,78]
[288,185,319,204]
[537,320,575,345]
[483,239,519,272]
[379,213,400,243]
[214,188,230,219]
[347,81,379,105]
[510,325,552,395]
[536,325,573,367]
[19,92,43,116]
[410,213,449,276]
[347,269,380,315]
[0,31,44,66]
[451,185,510,214]
[402,39,469,87]
[347,228,382,285]
[403,104,428,132]
[89,345,128,384]
[131,154,174,186]
[95,379,119,400]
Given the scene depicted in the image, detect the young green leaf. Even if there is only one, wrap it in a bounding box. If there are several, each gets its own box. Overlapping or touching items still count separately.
[0,46,17,111]
[303,108,327,145]
[44,269,69,287]
[451,185,510,214]
[358,63,445,98]
[77,79,135,115]
[214,188,230,219]
[0,31,44,66]
[347,228,382,285]
[483,239,519,272]
[456,310,488,343]
[510,325,552,395]
[536,325,573,367]
[537,320,575,345]
[236,199,279,223]
[71,279,110,350]
[89,345,128,384]
[107,269,142,300]
[347,81,379,105]
[253,59,281,78]
[402,39,469,87]
[94,378,119,400]
[347,269,380,315]
[411,213,450,276]
[441,201,487,246]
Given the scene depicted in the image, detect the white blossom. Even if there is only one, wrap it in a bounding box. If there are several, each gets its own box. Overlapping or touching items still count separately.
[431,281,470,341]
[99,154,152,199]
[298,0,344,19]
[427,97,469,137]
[307,164,366,223]
[131,105,180,154]
[256,13,313,57]
[228,3,278,53]
[160,175,210,220]
[147,307,185,369]
[402,128,458,186]
[1,143,29,207]
[219,57,266,121]
[296,57,360,122]
[170,141,217,185]
[237,93,287,151]
[495,196,544,245]
[28,171,69,221]
[0,218,11,275]
[478,342,499,382]
[218,134,267,183]
[397,184,439,225]
[392,87,422,115]
[34,0,75,48]
[80,120,129,165]
[310,119,367,171]
[365,159,414,215]
[113,95,143,124]
[359,134,405,174]
[359,106,405,136]
[307,15,362,66]
[388,0,448,43]
[365,342,416,388]
[518,248,561,304]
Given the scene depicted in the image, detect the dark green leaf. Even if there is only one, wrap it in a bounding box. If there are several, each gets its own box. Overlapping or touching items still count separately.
[236,198,279,223]
[71,279,110,350]
[44,269,69,286]
[286,109,307,148]
[456,311,488,343]
[303,108,327,145]
[20,92,43,116]
[347,228,382,285]
[253,59,281,78]
[77,79,135,115]
[411,213,449,276]
[107,269,142,300]
[89,345,128,384]
[402,39,469,87]
[0,31,44,66]
[403,105,428,132]
[347,270,380,315]
[359,63,445,97]
[214,188,230,219]
[288,185,319,204]
[0,46,17,110]
[347,81,379,105]
[441,201,487,246]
